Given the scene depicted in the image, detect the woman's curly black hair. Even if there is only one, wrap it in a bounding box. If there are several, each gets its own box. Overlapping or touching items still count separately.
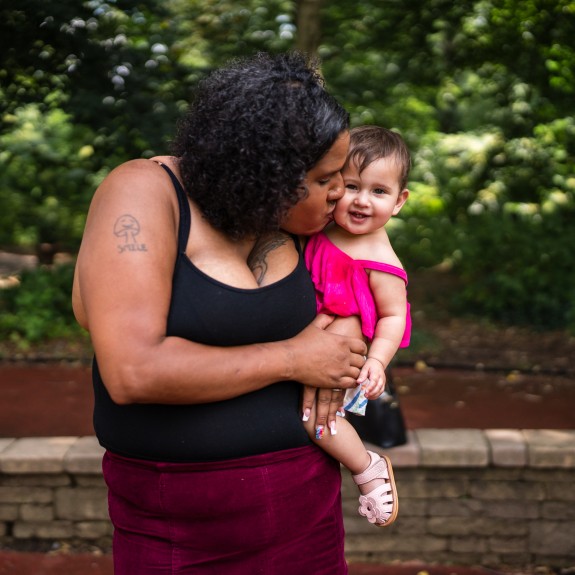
[171,52,349,240]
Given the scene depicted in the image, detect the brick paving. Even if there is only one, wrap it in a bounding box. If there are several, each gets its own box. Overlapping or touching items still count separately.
[0,551,506,575]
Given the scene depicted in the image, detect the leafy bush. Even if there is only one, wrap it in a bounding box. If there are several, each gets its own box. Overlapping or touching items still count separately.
[0,263,86,348]
[391,118,575,331]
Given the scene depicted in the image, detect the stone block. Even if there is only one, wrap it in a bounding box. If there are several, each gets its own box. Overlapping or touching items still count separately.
[469,479,546,501]
[427,516,474,536]
[534,555,575,569]
[450,536,487,552]
[399,477,468,498]
[0,504,18,521]
[485,429,527,467]
[483,500,539,519]
[416,429,489,467]
[427,498,484,518]
[384,516,426,535]
[488,536,528,553]
[0,437,77,474]
[20,503,54,521]
[546,482,575,502]
[0,439,15,455]
[471,516,528,536]
[529,520,575,555]
[13,520,74,539]
[523,430,575,468]
[344,533,398,552]
[479,468,523,480]
[64,437,105,474]
[523,468,574,482]
[0,486,53,504]
[75,520,113,539]
[428,516,528,537]
[55,487,109,521]
[366,430,421,467]
[395,498,427,517]
[541,501,575,520]
[76,475,107,487]
[343,515,376,536]
[1,474,70,487]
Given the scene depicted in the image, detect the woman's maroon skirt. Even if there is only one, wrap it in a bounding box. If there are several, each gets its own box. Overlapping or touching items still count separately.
[103,445,348,574]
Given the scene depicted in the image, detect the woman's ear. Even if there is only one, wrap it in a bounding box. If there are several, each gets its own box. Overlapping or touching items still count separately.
[392,188,409,216]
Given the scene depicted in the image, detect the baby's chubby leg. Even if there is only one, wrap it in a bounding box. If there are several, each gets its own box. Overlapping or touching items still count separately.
[304,314,368,473]
[303,403,398,525]
[303,405,371,475]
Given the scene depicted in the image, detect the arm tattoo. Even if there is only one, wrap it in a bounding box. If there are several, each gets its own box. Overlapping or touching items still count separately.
[113,214,148,254]
[248,233,289,286]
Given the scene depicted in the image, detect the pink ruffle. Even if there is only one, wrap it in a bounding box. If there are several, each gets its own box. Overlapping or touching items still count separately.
[305,232,411,346]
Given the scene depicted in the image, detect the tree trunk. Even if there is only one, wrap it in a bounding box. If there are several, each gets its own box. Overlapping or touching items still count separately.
[36,242,59,266]
[295,0,324,57]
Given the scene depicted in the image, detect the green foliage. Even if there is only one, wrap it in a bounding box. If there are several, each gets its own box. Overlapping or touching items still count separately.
[390,117,575,330]
[316,0,575,330]
[0,104,101,253]
[0,0,189,159]
[170,0,296,65]
[0,263,86,347]
[1,0,575,337]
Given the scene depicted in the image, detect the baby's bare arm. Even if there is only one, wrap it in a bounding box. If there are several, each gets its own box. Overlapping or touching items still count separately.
[359,270,407,397]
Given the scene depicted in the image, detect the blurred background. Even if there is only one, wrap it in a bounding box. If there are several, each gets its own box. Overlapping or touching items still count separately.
[0,0,574,358]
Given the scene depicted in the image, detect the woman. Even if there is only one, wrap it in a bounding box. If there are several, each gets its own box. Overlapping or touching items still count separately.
[72,52,366,574]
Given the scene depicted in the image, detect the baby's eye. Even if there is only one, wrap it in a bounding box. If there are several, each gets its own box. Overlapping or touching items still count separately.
[345,183,358,191]
[373,188,386,195]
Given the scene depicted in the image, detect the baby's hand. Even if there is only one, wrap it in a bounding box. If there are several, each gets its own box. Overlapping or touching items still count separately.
[358,357,386,399]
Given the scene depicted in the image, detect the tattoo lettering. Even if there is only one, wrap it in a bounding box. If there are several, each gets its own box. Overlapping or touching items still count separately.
[248,233,289,285]
[114,214,148,254]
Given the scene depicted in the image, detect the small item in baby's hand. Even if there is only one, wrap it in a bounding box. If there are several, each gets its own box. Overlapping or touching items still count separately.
[343,382,369,415]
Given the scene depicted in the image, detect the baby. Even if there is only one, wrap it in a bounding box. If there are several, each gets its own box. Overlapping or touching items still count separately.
[304,125,411,527]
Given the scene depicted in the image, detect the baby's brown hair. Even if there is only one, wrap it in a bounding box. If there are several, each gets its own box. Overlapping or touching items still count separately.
[346,125,411,190]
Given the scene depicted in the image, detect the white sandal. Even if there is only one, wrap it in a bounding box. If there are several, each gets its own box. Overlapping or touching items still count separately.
[352,450,398,527]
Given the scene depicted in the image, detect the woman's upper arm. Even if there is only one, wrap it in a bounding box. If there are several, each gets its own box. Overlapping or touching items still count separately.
[75,160,178,397]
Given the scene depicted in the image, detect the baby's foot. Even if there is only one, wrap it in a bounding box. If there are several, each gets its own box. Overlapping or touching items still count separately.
[352,450,398,527]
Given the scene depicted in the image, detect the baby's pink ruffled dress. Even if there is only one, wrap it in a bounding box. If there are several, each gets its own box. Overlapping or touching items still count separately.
[305,232,411,414]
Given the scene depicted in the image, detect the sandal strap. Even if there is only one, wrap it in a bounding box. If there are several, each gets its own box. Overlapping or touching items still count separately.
[367,484,393,500]
[352,451,389,486]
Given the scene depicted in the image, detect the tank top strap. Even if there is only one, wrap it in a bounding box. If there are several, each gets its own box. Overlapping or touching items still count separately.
[291,234,304,256]
[154,161,191,253]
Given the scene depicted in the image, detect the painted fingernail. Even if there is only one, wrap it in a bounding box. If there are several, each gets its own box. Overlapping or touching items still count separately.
[330,421,337,436]
[336,410,346,418]
[302,408,311,422]
[315,425,324,440]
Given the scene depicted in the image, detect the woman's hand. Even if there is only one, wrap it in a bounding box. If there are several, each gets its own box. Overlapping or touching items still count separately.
[301,385,346,439]
[289,314,366,389]
[294,314,366,437]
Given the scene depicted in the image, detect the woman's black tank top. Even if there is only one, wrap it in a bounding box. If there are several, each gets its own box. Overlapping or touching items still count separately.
[92,163,316,462]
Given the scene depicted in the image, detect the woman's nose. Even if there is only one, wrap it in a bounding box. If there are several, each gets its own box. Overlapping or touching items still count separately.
[328,174,344,202]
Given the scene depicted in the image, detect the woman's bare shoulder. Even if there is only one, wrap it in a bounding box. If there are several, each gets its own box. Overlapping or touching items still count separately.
[89,158,180,213]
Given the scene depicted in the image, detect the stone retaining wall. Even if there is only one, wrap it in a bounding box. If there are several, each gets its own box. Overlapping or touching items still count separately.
[1,430,574,569]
